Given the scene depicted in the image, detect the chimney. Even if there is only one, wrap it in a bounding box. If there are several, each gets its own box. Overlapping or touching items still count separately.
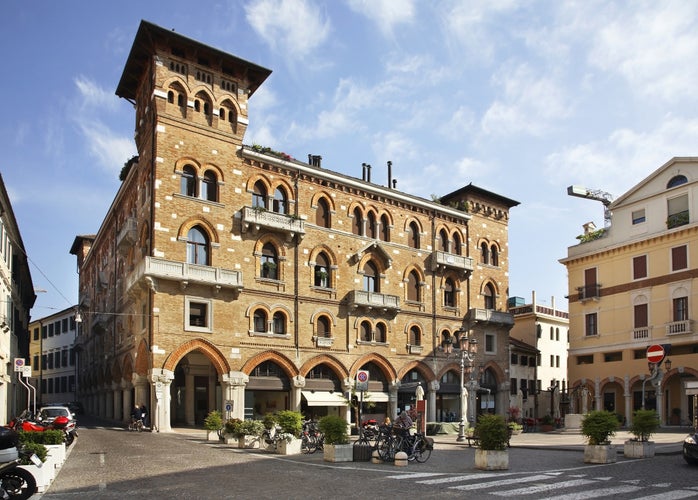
[362,163,367,181]
[387,161,392,189]
[366,164,372,183]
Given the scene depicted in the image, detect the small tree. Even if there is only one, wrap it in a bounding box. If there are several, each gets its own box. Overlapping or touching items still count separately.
[629,409,660,442]
[474,414,509,451]
[581,410,619,445]
[318,415,349,445]
[275,410,303,438]
[203,410,223,432]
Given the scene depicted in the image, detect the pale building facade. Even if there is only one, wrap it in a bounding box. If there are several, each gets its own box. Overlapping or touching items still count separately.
[70,21,518,431]
[561,157,698,426]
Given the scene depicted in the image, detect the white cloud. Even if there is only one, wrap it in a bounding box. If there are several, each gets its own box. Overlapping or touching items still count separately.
[345,0,416,37]
[245,0,330,58]
[74,76,118,111]
[79,121,136,176]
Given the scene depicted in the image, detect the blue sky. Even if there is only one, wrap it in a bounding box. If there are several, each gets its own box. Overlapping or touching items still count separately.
[2,1,698,319]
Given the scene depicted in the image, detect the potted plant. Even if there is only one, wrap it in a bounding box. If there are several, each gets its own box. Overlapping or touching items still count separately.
[318,415,352,462]
[624,409,660,458]
[508,422,523,435]
[262,261,277,279]
[473,414,509,470]
[540,414,554,432]
[203,410,223,441]
[274,410,303,455]
[581,410,619,463]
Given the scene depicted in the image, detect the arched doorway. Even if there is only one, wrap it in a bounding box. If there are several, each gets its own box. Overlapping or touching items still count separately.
[437,368,460,422]
[171,351,220,425]
[300,363,344,421]
[245,360,291,419]
[478,368,498,417]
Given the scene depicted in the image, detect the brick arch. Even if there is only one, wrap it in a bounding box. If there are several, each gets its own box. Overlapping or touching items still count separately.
[162,338,230,375]
[403,217,423,234]
[122,354,134,383]
[598,377,624,395]
[134,340,149,376]
[356,250,389,277]
[402,265,426,282]
[349,353,397,381]
[240,350,299,379]
[253,234,287,259]
[397,360,435,383]
[163,76,191,96]
[378,209,394,228]
[174,156,201,174]
[308,244,339,267]
[246,174,272,194]
[201,162,225,183]
[299,355,349,380]
[311,192,336,212]
[270,178,294,198]
[481,360,506,385]
[436,361,462,381]
[177,216,220,245]
[215,96,242,116]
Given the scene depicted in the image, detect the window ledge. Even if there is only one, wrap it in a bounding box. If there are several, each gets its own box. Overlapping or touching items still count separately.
[172,193,225,208]
[356,340,389,347]
[248,331,291,340]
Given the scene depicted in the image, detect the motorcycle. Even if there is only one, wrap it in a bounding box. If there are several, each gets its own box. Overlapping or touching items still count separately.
[7,412,77,446]
[0,428,39,499]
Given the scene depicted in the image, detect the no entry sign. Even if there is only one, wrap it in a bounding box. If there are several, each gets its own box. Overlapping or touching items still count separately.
[646,344,665,364]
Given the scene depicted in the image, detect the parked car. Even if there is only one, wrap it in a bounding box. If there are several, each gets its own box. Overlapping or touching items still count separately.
[38,405,75,423]
[683,430,698,464]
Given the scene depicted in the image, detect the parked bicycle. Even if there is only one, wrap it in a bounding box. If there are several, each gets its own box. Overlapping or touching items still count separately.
[374,425,432,463]
[128,417,144,432]
[262,425,286,451]
[300,420,324,454]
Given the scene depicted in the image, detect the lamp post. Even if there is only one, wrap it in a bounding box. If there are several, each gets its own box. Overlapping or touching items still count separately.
[548,379,559,422]
[456,330,478,442]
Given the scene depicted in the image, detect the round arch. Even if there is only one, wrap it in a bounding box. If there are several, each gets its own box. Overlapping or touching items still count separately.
[241,350,299,379]
[162,338,230,375]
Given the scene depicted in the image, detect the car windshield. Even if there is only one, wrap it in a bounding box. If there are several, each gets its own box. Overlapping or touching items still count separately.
[42,409,69,418]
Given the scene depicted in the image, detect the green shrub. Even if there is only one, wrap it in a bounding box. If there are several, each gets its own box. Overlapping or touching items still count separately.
[19,442,47,464]
[275,410,302,438]
[224,418,243,436]
[629,409,660,442]
[581,410,619,445]
[19,430,65,445]
[203,410,223,431]
[226,419,264,438]
[262,413,277,430]
[318,415,349,445]
[474,414,508,451]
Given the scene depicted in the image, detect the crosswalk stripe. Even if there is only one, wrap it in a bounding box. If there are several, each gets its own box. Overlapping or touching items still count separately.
[416,472,518,485]
[545,485,641,499]
[632,491,698,500]
[491,478,597,496]
[450,474,555,491]
[385,473,446,480]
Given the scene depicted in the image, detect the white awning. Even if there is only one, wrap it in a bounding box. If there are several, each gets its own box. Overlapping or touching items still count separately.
[364,392,390,402]
[301,391,347,406]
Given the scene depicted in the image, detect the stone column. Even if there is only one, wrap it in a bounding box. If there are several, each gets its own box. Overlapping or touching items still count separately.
[594,377,601,411]
[624,375,632,426]
[427,380,439,422]
[105,384,114,420]
[122,382,133,423]
[112,382,122,423]
[150,369,174,432]
[220,371,249,420]
[389,380,400,420]
[342,378,353,426]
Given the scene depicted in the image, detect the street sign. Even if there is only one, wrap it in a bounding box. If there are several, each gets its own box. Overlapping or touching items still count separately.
[647,344,665,364]
[13,359,24,372]
[356,370,369,391]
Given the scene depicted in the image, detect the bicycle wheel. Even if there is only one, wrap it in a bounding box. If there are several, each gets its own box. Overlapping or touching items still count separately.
[414,436,432,463]
[376,436,394,461]
[137,420,143,432]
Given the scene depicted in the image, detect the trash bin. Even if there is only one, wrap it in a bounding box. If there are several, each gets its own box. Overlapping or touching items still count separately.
[353,441,373,461]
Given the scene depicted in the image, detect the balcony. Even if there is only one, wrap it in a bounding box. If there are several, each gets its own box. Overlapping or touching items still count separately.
[577,284,601,302]
[666,319,692,336]
[431,251,474,274]
[241,206,305,241]
[125,256,243,295]
[667,210,689,229]
[632,327,650,340]
[117,218,138,254]
[346,290,400,315]
[465,308,514,327]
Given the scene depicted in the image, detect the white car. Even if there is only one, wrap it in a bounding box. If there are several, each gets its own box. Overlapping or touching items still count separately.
[38,405,75,423]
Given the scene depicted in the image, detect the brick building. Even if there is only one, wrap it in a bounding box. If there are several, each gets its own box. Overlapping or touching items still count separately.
[70,20,518,431]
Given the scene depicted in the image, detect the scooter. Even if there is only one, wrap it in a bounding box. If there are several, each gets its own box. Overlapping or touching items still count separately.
[0,428,40,499]
[7,412,77,446]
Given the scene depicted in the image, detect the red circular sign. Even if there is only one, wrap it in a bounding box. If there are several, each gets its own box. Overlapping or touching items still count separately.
[357,371,368,383]
[646,344,665,363]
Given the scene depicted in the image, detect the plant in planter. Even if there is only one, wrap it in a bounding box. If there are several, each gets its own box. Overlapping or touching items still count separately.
[271,410,303,454]
[540,414,555,431]
[204,410,223,441]
[581,410,619,463]
[624,409,660,458]
[473,414,509,470]
[262,261,278,279]
[226,418,265,447]
[318,415,352,462]
[508,422,523,435]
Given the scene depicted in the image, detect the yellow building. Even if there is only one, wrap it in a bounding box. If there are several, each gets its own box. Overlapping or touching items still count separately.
[561,157,698,426]
[70,20,518,431]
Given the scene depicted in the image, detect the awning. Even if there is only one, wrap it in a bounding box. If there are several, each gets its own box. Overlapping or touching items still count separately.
[364,392,390,403]
[301,391,347,407]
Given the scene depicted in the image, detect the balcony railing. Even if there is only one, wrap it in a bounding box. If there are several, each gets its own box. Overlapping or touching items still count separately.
[347,290,400,314]
[632,327,650,340]
[125,256,243,294]
[666,319,692,336]
[667,210,689,229]
[241,206,305,241]
[465,308,514,326]
[117,218,138,254]
[431,251,474,273]
[577,284,601,301]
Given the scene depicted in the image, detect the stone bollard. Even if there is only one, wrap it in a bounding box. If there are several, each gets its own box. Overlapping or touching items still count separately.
[394,451,408,467]
[371,450,382,464]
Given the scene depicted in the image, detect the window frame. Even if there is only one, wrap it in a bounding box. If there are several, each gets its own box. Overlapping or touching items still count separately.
[185,298,212,333]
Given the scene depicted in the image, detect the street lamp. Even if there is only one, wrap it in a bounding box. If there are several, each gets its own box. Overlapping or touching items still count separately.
[548,379,559,421]
[456,330,478,442]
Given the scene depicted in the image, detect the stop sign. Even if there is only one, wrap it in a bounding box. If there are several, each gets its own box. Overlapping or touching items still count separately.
[646,344,665,364]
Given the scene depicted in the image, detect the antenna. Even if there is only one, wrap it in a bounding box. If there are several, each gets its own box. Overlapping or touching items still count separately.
[567,185,614,227]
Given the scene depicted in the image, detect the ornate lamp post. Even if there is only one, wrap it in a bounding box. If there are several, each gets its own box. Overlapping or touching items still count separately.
[456,330,478,442]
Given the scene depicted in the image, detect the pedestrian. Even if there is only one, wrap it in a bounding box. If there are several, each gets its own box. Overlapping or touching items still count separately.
[131,404,140,424]
[395,411,413,439]
[140,405,148,428]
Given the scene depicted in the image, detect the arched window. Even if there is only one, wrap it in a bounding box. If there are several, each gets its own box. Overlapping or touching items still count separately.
[202,170,217,202]
[408,221,420,249]
[480,242,489,265]
[219,108,226,121]
[367,212,377,239]
[273,187,287,214]
[317,316,331,338]
[441,330,452,350]
[375,323,386,343]
[491,245,499,266]
[316,198,331,228]
[444,278,455,307]
[272,312,286,335]
[409,326,421,346]
[667,175,688,189]
[261,243,278,279]
[186,226,209,265]
[407,270,420,302]
[352,207,363,236]
[167,91,174,103]
[177,94,185,107]
[252,181,267,209]
[453,233,462,255]
[253,310,267,333]
[315,252,330,287]
[181,165,197,197]
[363,260,379,292]
[380,214,390,241]
[483,283,496,310]
[439,229,449,252]
[360,321,372,342]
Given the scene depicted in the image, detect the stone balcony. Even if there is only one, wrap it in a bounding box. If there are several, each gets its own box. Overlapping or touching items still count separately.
[241,206,305,241]
[431,251,474,274]
[117,217,138,254]
[666,319,692,336]
[125,256,243,295]
[346,290,400,315]
[465,308,514,326]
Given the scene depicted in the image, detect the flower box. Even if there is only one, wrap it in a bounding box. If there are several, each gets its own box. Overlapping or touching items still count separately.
[277,437,301,455]
[20,463,54,493]
[238,436,261,449]
[624,440,655,459]
[324,443,353,462]
[584,444,617,463]
[475,449,509,470]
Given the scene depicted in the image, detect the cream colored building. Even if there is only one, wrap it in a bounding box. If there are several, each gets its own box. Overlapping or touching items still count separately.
[70,21,518,431]
[561,157,698,426]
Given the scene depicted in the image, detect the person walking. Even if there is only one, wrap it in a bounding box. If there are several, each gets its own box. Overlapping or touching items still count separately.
[140,405,148,428]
